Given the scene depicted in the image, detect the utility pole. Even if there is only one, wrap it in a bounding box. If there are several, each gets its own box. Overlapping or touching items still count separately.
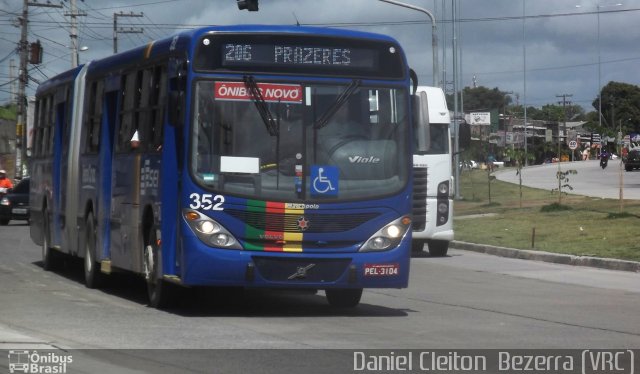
[64,0,86,68]
[15,0,28,179]
[556,93,573,162]
[113,12,144,54]
[14,0,63,179]
[9,59,16,103]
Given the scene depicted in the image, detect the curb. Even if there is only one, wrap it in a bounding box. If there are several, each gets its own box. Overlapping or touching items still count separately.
[451,241,640,273]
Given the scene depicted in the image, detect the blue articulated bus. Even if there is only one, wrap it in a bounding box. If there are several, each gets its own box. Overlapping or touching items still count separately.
[30,25,417,308]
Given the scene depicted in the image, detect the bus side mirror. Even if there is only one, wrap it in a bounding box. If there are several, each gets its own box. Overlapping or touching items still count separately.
[412,92,430,153]
[458,121,471,150]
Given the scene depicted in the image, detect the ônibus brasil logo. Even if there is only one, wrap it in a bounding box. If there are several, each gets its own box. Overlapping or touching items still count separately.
[7,350,73,374]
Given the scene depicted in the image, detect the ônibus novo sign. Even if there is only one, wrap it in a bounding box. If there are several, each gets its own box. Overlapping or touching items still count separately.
[214,82,303,104]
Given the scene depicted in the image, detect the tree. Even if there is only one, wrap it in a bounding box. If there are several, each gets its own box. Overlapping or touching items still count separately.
[593,81,640,134]
[504,147,536,208]
[448,86,511,112]
[0,104,17,121]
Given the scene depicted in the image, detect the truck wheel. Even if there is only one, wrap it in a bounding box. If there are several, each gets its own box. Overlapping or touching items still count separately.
[427,239,449,257]
[411,239,426,254]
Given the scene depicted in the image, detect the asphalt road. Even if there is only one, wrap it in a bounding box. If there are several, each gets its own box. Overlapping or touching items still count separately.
[494,159,640,199]
[1,223,639,372]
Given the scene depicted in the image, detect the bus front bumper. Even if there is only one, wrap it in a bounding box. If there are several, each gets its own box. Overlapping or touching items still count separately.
[178,238,411,289]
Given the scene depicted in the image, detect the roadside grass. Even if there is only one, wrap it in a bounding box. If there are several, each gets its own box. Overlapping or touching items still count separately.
[454,168,640,262]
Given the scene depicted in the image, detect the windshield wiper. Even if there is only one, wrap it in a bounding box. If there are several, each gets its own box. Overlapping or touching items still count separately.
[243,75,279,136]
[313,79,361,129]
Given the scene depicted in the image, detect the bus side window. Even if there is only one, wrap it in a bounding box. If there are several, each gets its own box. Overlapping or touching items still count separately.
[138,66,166,152]
[37,96,49,157]
[62,85,71,155]
[117,72,137,152]
[83,80,103,154]
[32,99,40,158]
[151,66,166,150]
[43,96,53,156]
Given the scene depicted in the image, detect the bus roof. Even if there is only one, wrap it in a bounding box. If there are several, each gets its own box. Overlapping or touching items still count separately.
[36,65,84,96]
[85,25,404,76]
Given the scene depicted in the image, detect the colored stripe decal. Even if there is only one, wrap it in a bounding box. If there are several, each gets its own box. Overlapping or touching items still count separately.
[243,200,305,252]
[144,41,154,59]
[264,201,283,251]
[283,205,304,252]
[244,200,265,251]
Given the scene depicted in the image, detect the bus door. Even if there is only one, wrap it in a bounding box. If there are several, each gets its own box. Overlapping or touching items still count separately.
[110,70,143,273]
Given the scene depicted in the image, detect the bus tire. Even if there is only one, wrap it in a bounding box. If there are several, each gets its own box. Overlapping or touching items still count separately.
[427,239,449,257]
[325,288,363,308]
[41,208,58,271]
[144,229,174,309]
[84,212,103,289]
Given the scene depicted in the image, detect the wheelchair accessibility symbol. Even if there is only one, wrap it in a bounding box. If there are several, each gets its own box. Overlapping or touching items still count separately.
[311,165,338,196]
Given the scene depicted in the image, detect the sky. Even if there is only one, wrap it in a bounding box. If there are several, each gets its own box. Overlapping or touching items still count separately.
[0,0,639,112]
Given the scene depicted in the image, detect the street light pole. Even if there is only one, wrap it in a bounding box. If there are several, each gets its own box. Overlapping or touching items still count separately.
[523,0,528,166]
[596,3,622,131]
[378,0,440,87]
[597,4,601,131]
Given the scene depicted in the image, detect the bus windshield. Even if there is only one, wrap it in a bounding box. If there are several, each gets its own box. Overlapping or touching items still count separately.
[191,80,409,202]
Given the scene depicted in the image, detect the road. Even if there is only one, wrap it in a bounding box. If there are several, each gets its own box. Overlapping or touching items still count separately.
[494,159,640,199]
[1,223,639,372]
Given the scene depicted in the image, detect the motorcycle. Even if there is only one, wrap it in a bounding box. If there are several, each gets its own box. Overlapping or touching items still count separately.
[600,152,609,169]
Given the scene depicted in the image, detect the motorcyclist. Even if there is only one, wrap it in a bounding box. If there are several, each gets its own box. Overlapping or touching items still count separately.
[0,169,13,194]
[599,149,609,169]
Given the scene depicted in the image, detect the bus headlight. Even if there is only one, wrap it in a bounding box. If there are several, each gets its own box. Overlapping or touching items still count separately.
[197,221,219,234]
[183,209,241,249]
[360,216,411,252]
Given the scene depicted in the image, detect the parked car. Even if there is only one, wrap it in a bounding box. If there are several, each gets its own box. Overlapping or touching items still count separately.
[0,177,30,225]
[624,150,640,172]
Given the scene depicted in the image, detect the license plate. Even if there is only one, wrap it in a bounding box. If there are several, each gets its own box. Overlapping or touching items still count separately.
[12,208,27,215]
[364,263,399,277]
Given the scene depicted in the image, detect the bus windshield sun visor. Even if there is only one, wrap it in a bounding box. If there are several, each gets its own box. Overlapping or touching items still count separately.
[243,75,279,136]
[313,79,361,130]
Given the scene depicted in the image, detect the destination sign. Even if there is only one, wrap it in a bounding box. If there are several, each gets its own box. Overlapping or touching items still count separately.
[222,43,375,69]
[193,34,406,79]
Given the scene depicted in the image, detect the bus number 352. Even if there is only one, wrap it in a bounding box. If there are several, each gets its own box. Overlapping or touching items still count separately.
[189,193,225,211]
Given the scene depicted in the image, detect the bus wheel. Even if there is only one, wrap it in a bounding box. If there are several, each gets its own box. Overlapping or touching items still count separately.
[84,212,103,289]
[325,288,363,308]
[427,239,449,257]
[41,209,57,271]
[143,230,173,309]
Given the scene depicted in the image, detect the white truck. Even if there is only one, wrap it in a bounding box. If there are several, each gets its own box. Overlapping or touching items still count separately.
[412,86,469,256]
